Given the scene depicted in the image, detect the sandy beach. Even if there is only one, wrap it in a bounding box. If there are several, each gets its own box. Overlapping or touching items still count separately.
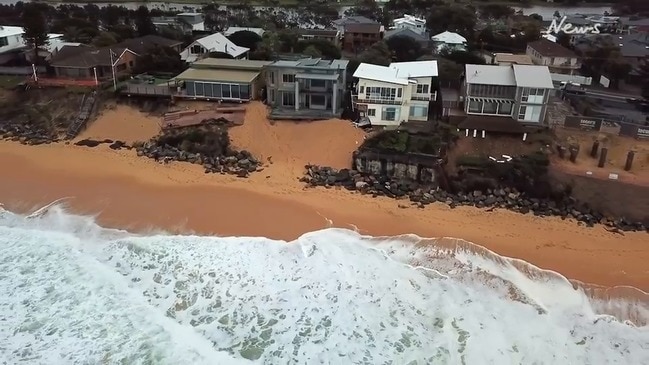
[0,102,647,290]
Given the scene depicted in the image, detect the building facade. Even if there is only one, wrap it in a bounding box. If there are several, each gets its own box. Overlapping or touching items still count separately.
[174,58,271,101]
[180,33,249,63]
[352,60,438,127]
[333,16,382,53]
[265,58,349,119]
[462,64,554,125]
[526,39,580,75]
[391,14,427,35]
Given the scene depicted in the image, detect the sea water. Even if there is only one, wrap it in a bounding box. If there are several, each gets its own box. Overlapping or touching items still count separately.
[0,204,647,364]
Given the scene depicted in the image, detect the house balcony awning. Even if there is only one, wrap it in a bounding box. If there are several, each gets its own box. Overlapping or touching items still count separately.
[468,97,515,103]
[295,73,339,81]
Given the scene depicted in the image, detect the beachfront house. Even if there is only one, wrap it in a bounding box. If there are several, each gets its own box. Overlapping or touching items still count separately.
[352,60,438,127]
[265,57,349,120]
[49,46,138,80]
[526,39,580,75]
[180,33,249,63]
[334,16,383,53]
[391,14,427,35]
[458,64,554,134]
[173,58,271,102]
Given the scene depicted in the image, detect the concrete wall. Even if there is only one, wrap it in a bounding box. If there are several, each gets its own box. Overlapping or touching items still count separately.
[353,154,438,183]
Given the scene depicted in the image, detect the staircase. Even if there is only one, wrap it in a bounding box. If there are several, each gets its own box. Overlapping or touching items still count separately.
[66,91,97,140]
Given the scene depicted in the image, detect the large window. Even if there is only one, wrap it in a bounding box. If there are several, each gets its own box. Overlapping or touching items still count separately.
[366,87,397,100]
[521,88,544,103]
[367,108,376,116]
[382,107,397,121]
[409,106,428,118]
[517,105,527,120]
[468,99,482,113]
[0,37,8,47]
[222,84,231,98]
[282,74,295,83]
[416,84,429,94]
[498,102,512,115]
[470,84,516,98]
[468,98,514,115]
[282,91,295,106]
[269,72,275,84]
[482,101,497,114]
[310,79,326,88]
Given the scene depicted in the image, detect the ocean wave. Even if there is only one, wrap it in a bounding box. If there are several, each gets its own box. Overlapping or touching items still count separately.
[0,202,647,364]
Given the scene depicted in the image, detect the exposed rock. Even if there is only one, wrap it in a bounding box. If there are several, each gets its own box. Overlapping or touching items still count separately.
[301,164,648,233]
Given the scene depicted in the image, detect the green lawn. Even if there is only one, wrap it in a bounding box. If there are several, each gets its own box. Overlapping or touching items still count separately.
[0,75,26,90]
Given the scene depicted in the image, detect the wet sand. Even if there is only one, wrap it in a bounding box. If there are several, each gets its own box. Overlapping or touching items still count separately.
[0,103,648,290]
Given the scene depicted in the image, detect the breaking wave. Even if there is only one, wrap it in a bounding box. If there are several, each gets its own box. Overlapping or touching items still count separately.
[0,202,647,364]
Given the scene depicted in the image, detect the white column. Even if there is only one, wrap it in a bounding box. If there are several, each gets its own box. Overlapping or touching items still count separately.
[294,81,299,111]
[332,81,337,114]
[473,129,477,138]
[465,129,469,137]
[481,130,486,138]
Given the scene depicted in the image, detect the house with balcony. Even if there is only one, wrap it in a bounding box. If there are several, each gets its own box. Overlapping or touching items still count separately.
[180,32,249,63]
[352,60,438,127]
[526,39,580,75]
[333,16,383,53]
[457,64,554,134]
[391,14,427,35]
[431,31,467,53]
[265,58,349,120]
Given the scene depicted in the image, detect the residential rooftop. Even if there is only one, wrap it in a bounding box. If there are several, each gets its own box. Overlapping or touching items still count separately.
[174,68,261,84]
[333,16,378,26]
[465,64,553,89]
[191,58,272,70]
[527,38,577,58]
[267,58,349,70]
[431,31,467,45]
[493,53,533,65]
[353,60,438,84]
[384,28,429,42]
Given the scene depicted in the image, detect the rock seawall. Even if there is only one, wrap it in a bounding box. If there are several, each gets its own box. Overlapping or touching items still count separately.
[302,165,647,233]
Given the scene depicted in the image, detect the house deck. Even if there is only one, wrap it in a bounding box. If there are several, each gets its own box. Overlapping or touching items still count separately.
[268,107,339,120]
[121,83,174,97]
[450,114,546,134]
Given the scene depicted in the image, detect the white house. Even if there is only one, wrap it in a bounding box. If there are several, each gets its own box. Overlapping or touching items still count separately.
[353,60,438,127]
[1,25,64,64]
[180,33,249,63]
[391,14,427,35]
[431,31,467,53]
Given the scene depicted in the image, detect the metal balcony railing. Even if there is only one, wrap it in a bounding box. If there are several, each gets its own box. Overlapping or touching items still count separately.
[353,95,402,105]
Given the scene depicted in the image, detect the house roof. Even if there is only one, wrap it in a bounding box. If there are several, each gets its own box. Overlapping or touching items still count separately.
[390,60,438,78]
[465,64,516,86]
[192,33,249,58]
[353,63,409,85]
[512,64,554,89]
[431,31,467,45]
[333,16,378,26]
[393,14,426,26]
[345,23,381,33]
[611,33,649,58]
[384,28,429,42]
[619,17,649,27]
[114,35,182,54]
[223,27,265,37]
[174,68,261,83]
[527,39,577,58]
[50,46,134,68]
[268,58,348,70]
[0,25,23,38]
[191,58,271,70]
[494,53,533,65]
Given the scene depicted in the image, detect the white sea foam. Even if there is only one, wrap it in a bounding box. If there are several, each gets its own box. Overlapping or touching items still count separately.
[0,203,647,364]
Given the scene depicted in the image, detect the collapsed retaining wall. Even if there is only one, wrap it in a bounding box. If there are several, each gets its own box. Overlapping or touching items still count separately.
[352,150,444,184]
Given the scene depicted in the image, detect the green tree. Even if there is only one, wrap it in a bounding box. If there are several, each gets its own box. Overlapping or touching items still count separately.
[426,5,477,43]
[133,46,185,75]
[227,30,262,52]
[302,45,322,58]
[385,35,423,62]
[134,6,156,36]
[359,41,391,66]
[21,3,49,65]
[92,31,118,47]
[295,39,341,59]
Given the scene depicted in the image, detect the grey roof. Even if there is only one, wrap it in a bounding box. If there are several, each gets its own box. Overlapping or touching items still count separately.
[333,16,377,26]
[465,65,516,86]
[512,64,554,89]
[384,28,429,42]
[465,64,554,88]
[619,17,649,27]
[267,58,348,70]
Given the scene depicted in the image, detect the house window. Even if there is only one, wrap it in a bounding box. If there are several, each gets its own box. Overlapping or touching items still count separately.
[498,102,513,115]
[222,84,231,98]
[381,107,397,121]
[366,87,396,100]
[397,88,402,98]
[282,74,295,83]
[0,37,8,47]
[270,89,275,103]
[416,84,429,94]
[367,108,376,116]
[310,79,326,88]
[190,45,203,54]
[359,85,364,93]
[270,72,275,84]
[482,101,497,114]
[468,99,482,113]
[409,106,428,117]
[518,105,527,120]
[282,91,295,106]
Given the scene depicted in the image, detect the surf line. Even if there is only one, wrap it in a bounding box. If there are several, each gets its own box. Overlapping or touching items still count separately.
[26,197,74,219]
